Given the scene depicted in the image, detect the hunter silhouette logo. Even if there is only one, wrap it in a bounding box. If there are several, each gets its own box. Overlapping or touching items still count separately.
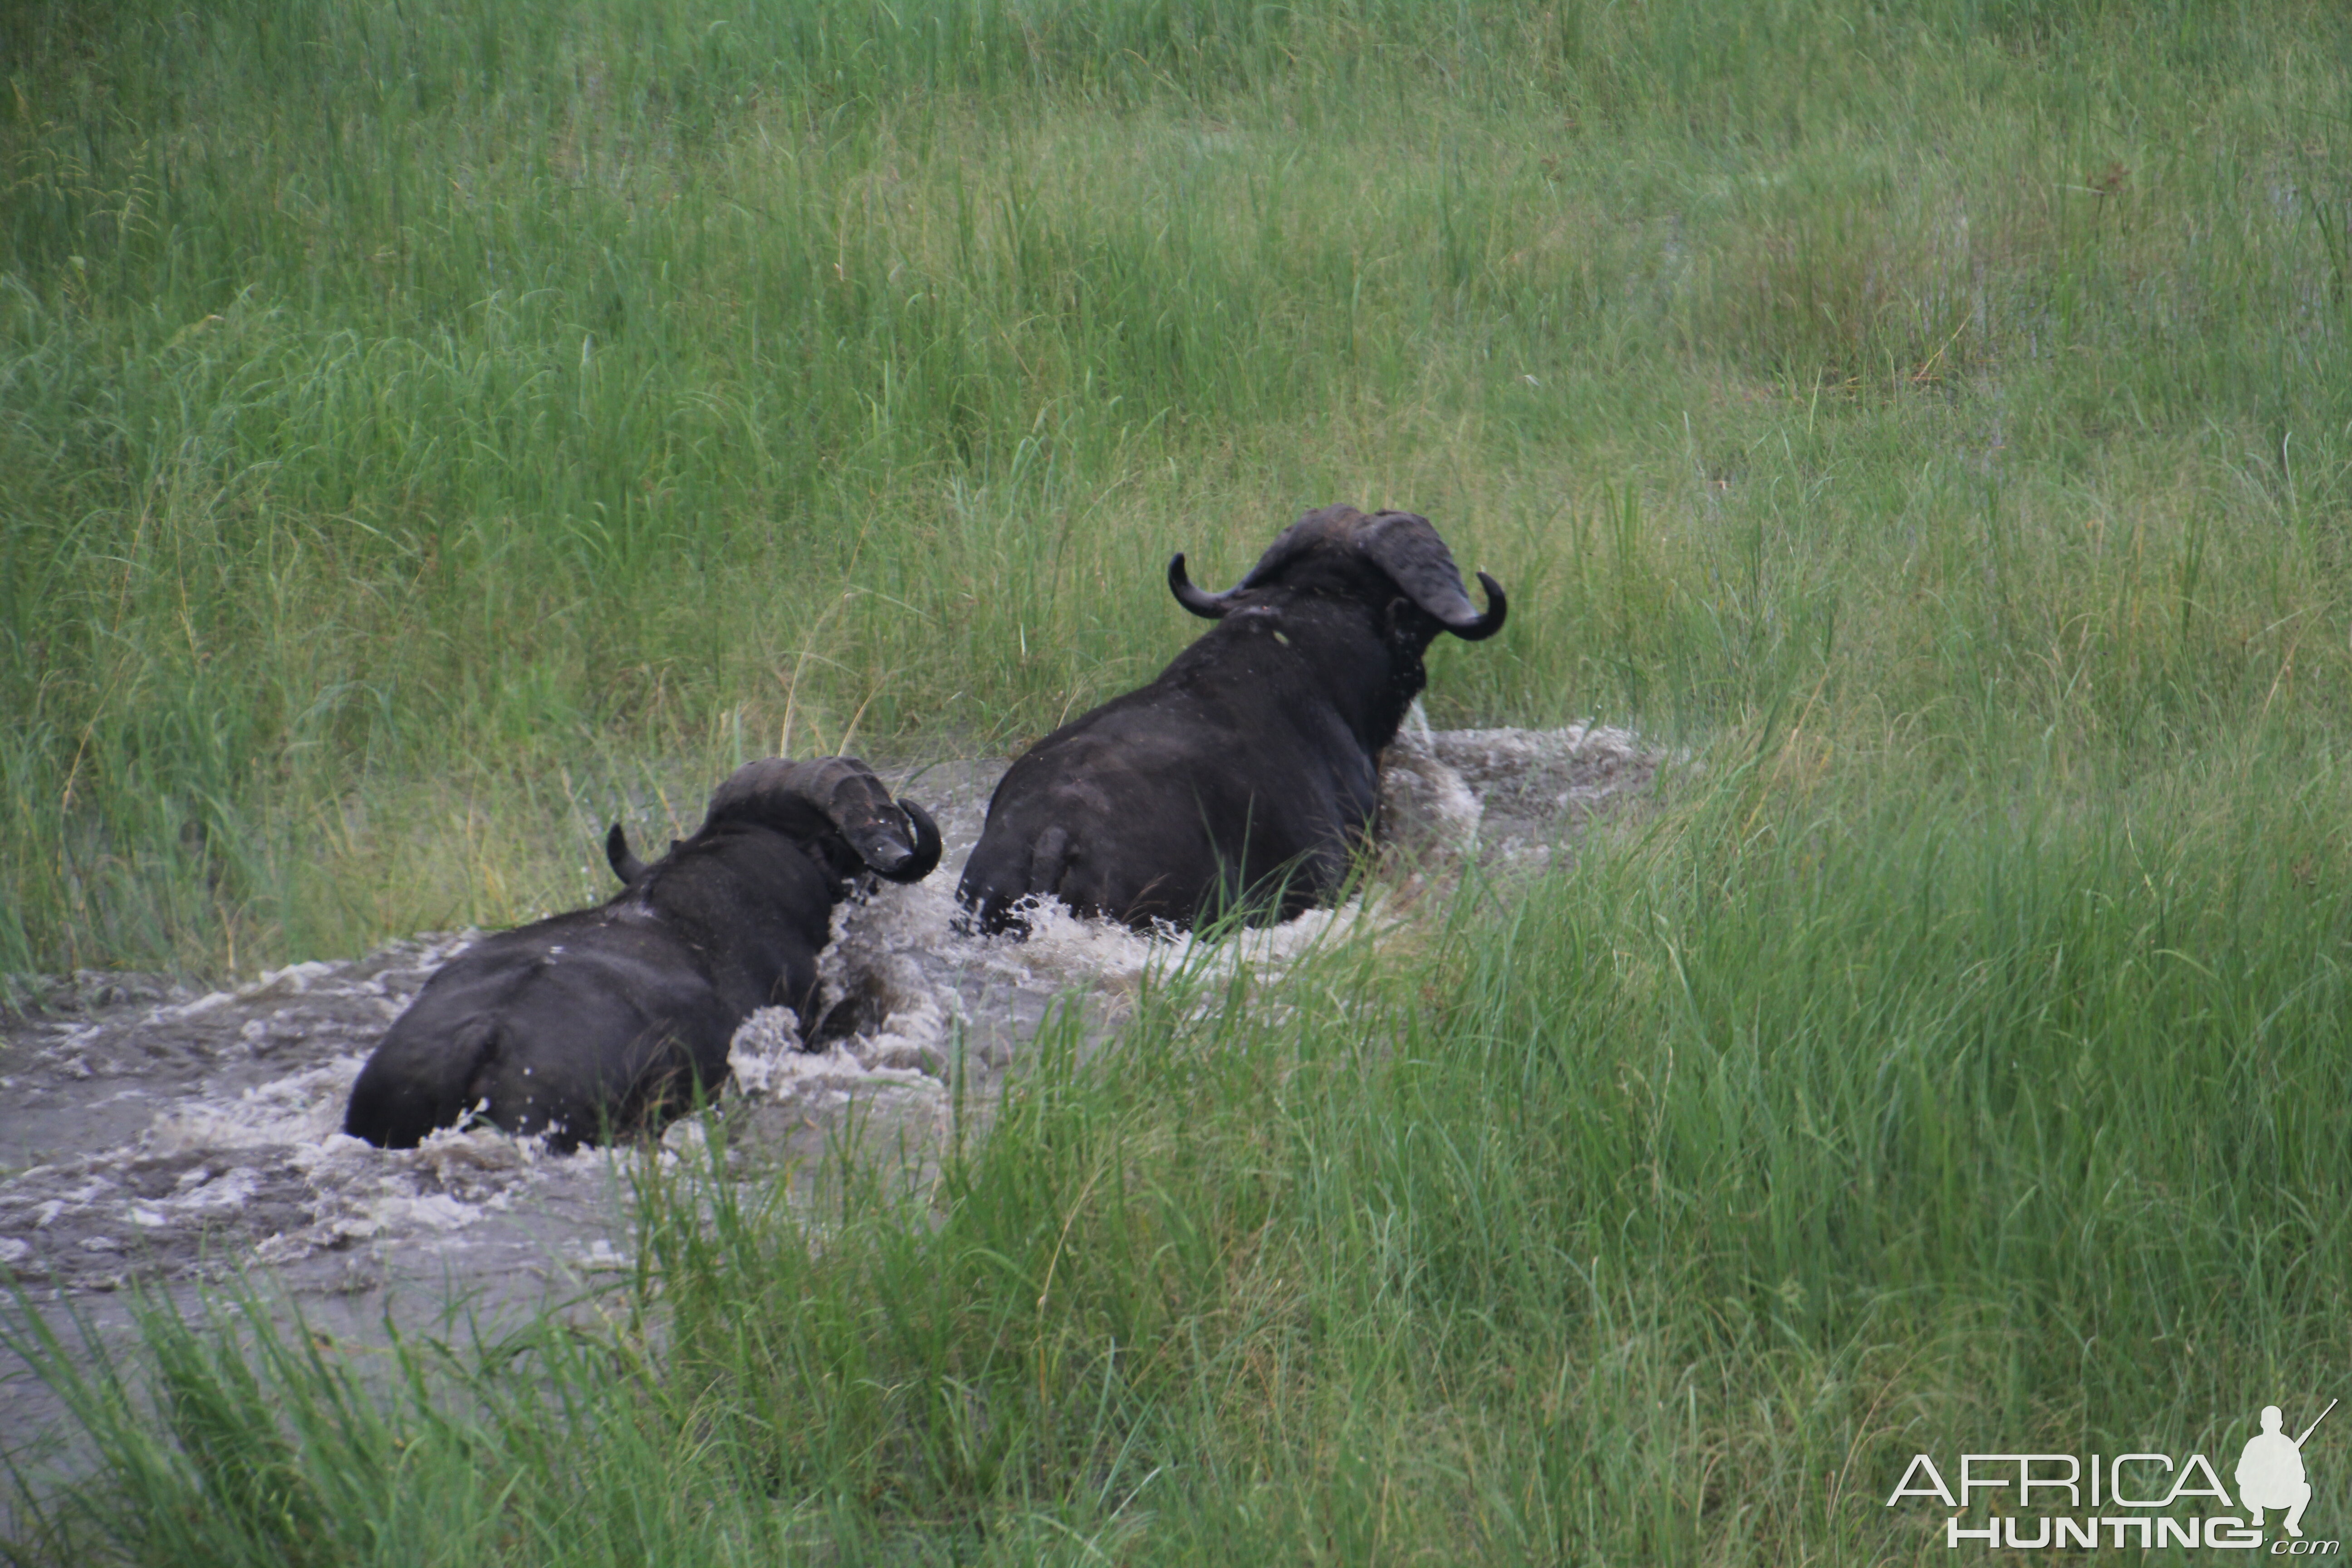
[2239,1400,2332,1539]
[1884,1396,2340,1551]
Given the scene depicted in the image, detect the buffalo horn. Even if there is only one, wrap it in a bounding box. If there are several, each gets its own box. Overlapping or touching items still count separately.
[886,800,945,885]
[1357,510,1508,641]
[1166,554,1230,619]
[1166,505,1504,640]
[605,823,650,884]
[1166,506,1339,612]
[704,757,944,883]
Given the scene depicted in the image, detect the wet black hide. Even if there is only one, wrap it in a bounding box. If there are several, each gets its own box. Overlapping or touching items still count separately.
[957,506,1504,935]
[344,757,941,1150]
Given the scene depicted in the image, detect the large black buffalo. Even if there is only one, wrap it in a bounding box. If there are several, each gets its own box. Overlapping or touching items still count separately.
[344,757,941,1150]
[957,505,1504,935]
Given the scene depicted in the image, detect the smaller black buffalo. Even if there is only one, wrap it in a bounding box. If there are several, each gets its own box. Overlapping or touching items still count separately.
[957,504,1504,935]
[344,757,941,1151]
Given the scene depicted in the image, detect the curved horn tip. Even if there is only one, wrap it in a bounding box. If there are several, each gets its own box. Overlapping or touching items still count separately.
[852,798,942,885]
[1167,553,1231,620]
[1450,572,1507,641]
[885,799,945,884]
[605,822,648,883]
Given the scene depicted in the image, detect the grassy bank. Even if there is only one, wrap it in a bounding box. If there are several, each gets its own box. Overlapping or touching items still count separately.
[6,0,2352,970]
[7,0,2352,1561]
[12,759,2352,1562]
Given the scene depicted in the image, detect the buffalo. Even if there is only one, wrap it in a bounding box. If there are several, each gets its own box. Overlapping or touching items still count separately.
[956,504,1504,934]
[344,756,941,1150]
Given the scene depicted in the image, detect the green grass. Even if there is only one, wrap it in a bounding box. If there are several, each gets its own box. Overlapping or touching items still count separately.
[12,774,2352,1563]
[8,0,2352,970]
[7,0,2352,1560]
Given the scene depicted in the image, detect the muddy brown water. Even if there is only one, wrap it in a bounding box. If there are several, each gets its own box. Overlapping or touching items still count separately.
[0,725,1657,1491]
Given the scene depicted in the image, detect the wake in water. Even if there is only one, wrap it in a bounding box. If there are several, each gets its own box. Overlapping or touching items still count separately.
[0,725,1656,1297]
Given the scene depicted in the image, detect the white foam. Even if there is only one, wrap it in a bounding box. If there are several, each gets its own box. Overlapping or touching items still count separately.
[1428,722,1660,808]
[1,729,1664,1290]
[726,1008,808,1096]
[164,1166,263,1213]
[144,1057,367,1156]
[1378,728,1485,853]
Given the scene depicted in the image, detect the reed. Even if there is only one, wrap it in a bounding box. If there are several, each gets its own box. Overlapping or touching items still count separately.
[12,752,2352,1560]
[6,0,2352,1559]
[6,0,2350,970]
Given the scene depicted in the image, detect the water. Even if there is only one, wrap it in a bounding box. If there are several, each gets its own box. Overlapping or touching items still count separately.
[0,726,1656,1474]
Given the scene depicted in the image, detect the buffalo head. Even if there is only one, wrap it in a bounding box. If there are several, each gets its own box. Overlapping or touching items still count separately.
[1166,505,1505,644]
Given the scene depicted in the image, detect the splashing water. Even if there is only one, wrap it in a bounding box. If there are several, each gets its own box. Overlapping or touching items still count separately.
[0,726,1658,1300]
